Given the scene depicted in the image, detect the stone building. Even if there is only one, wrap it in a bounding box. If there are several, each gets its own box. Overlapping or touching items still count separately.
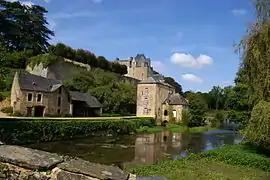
[115,54,153,81]
[136,76,188,125]
[11,72,102,117]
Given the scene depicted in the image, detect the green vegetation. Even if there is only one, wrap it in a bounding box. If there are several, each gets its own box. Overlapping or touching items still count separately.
[128,144,270,180]
[244,101,270,150]
[0,117,155,145]
[136,124,216,133]
[64,68,137,114]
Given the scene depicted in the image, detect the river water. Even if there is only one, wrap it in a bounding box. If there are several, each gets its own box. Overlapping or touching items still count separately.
[25,130,241,168]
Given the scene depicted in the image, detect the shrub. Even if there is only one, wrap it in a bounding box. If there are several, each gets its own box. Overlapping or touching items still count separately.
[0,117,155,145]
[244,101,270,150]
[0,93,3,102]
[1,106,13,114]
[181,110,190,127]
[211,111,224,128]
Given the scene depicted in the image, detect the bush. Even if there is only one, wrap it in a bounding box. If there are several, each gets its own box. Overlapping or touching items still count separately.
[244,101,270,150]
[181,110,190,127]
[1,106,13,114]
[0,93,3,102]
[211,111,224,128]
[0,117,155,145]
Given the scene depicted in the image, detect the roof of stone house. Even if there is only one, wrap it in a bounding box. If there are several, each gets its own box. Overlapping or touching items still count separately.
[139,76,173,88]
[163,93,188,105]
[17,72,63,92]
[69,91,102,108]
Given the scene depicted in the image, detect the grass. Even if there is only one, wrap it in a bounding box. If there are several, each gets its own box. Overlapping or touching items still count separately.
[137,124,217,133]
[128,144,270,180]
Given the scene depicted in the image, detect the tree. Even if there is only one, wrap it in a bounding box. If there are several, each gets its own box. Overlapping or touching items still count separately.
[0,1,54,53]
[164,77,183,95]
[185,92,208,127]
[237,0,270,106]
[209,86,224,110]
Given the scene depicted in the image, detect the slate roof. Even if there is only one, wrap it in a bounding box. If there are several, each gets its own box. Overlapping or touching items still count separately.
[139,76,173,88]
[17,72,63,92]
[163,93,188,105]
[69,91,102,108]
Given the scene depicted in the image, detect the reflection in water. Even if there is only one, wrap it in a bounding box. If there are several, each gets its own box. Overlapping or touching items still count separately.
[25,130,241,168]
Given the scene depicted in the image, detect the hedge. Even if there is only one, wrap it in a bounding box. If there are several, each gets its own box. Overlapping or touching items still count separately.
[0,117,155,145]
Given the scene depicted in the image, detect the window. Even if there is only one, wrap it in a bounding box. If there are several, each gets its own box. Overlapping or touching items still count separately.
[27,93,33,102]
[129,61,132,68]
[57,109,60,114]
[59,88,62,94]
[143,108,148,115]
[58,97,61,107]
[144,62,148,67]
[142,73,144,80]
[37,94,42,102]
[164,110,168,116]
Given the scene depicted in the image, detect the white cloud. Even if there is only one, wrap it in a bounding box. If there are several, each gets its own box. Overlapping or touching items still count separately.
[170,53,213,68]
[231,9,247,16]
[44,0,51,3]
[6,0,34,7]
[182,74,203,83]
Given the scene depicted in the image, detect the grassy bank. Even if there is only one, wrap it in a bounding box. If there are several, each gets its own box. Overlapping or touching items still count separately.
[128,144,270,180]
[0,117,155,145]
[136,124,217,133]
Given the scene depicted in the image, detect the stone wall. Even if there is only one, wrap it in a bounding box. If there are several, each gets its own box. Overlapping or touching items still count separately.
[0,142,167,180]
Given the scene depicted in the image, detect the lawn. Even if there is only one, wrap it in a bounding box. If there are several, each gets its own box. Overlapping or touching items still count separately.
[136,124,217,133]
[128,144,270,180]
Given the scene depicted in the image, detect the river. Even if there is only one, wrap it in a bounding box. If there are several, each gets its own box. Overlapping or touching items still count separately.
[25,129,241,168]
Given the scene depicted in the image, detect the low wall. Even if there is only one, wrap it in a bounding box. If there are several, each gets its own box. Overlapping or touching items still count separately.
[0,142,134,180]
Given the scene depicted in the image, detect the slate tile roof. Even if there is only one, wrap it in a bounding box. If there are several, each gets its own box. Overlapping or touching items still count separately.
[163,93,188,105]
[17,72,62,92]
[69,91,102,108]
[139,76,173,88]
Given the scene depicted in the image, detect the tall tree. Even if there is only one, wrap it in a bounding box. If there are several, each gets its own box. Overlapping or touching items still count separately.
[0,0,54,53]
[237,0,270,106]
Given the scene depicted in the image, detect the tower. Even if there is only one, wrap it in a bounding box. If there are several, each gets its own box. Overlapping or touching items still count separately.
[116,54,152,81]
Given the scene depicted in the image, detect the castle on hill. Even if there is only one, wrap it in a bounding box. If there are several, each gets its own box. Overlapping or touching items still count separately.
[116,54,188,125]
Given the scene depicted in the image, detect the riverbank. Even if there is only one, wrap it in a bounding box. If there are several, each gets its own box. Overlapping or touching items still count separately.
[128,144,270,180]
[136,124,217,133]
[0,117,155,145]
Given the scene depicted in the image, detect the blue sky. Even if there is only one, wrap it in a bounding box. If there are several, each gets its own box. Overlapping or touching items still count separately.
[16,0,255,92]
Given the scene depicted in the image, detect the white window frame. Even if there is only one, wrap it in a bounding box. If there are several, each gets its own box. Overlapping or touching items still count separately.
[27,93,33,102]
[36,93,43,103]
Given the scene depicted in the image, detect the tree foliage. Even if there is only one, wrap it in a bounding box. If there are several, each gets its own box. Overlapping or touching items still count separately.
[49,43,127,75]
[0,0,54,54]
[164,77,183,95]
[245,101,270,150]
[64,69,136,114]
[236,0,270,106]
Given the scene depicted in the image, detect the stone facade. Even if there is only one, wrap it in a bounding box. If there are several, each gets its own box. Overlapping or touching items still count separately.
[136,77,188,125]
[11,72,70,116]
[0,143,167,180]
[116,54,153,81]
[10,72,102,117]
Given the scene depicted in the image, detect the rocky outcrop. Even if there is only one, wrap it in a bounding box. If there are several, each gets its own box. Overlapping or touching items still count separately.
[0,145,167,180]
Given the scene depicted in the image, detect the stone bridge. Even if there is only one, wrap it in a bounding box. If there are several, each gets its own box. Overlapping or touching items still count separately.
[0,142,167,180]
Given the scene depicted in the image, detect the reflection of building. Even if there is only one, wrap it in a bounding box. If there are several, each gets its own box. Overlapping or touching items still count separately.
[136,76,188,124]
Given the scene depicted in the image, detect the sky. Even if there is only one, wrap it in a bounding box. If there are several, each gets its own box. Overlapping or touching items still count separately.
[11,0,256,92]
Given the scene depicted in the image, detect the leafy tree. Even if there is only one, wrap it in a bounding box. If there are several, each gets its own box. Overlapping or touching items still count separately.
[64,69,136,114]
[209,86,224,110]
[236,0,270,106]
[185,92,208,127]
[164,77,183,95]
[0,0,54,53]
